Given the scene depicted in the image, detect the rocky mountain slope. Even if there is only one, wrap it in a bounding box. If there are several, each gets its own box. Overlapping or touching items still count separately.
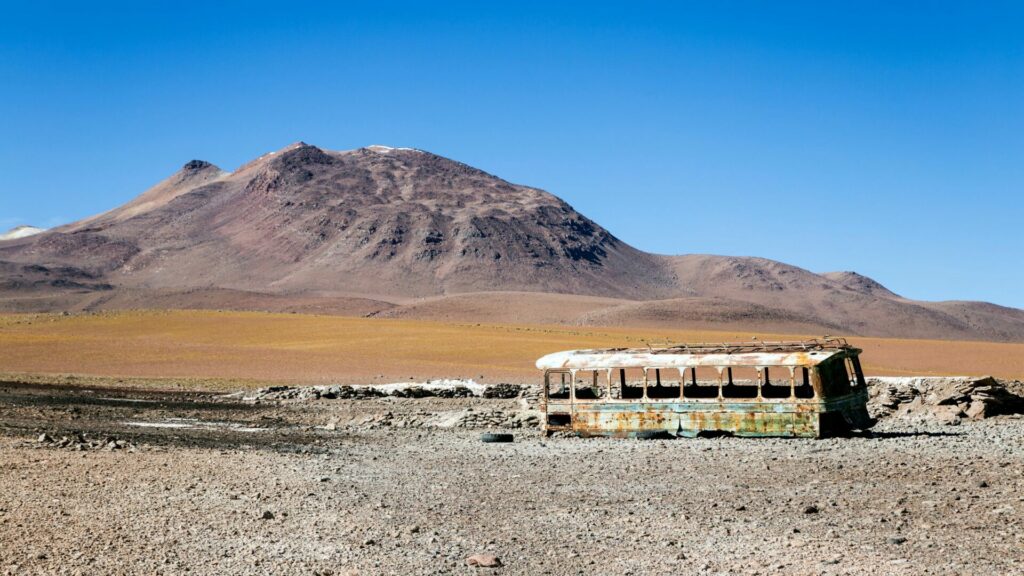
[1,142,1021,341]
[1,143,674,299]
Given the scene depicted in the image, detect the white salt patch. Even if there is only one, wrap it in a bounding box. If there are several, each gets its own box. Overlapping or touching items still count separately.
[868,376,972,386]
[357,379,485,396]
[125,421,194,429]
[124,418,267,433]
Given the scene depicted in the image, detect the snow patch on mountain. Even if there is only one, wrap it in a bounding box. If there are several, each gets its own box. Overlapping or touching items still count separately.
[0,225,45,241]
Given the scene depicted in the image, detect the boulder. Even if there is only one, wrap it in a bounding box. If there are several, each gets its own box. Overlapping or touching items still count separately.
[931,405,963,426]
[965,400,987,420]
[466,553,502,568]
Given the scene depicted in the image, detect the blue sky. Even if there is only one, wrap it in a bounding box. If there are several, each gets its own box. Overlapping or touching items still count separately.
[1,1,1021,307]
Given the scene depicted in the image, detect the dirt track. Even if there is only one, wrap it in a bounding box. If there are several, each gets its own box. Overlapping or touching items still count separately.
[1,382,1023,575]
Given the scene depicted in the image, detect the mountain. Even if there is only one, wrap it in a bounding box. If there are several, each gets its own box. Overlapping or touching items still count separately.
[1,142,1022,342]
[11,143,674,299]
[822,271,900,298]
[0,225,45,241]
[661,255,1024,341]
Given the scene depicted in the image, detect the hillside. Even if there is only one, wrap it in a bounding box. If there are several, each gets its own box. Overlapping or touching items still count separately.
[1,142,1022,341]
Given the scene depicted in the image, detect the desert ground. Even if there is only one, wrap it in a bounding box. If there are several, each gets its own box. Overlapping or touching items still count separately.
[1,381,1023,575]
[2,310,1024,575]
[1,310,1023,388]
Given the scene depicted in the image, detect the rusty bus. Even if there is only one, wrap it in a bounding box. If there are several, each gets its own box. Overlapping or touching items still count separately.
[535,338,875,438]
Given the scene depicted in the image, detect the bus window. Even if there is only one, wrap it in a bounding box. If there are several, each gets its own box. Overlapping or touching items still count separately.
[851,356,867,387]
[761,366,792,399]
[646,367,683,399]
[682,366,721,399]
[545,371,571,400]
[794,367,814,398]
[845,357,865,388]
[817,359,852,396]
[722,367,759,399]
[618,368,646,399]
[573,370,606,400]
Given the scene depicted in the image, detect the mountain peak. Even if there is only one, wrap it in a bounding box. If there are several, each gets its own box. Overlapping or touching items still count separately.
[279,141,316,152]
[274,142,334,168]
[173,159,224,185]
[822,271,899,298]
[182,159,215,172]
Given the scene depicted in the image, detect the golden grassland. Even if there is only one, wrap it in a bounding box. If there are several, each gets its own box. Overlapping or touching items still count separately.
[0,310,1021,390]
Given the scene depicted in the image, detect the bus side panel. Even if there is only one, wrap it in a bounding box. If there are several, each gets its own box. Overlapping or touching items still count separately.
[676,409,819,438]
[571,402,677,437]
[569,402,822,438]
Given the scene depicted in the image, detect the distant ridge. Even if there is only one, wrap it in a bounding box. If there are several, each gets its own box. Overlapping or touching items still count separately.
[1,142,1022,342]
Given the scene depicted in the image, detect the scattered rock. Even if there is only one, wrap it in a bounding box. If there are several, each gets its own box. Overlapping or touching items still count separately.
[457,410,538,430]
[466,553,502,568]
[868,376,1024,421]
[886,536,907,545]
[242,381,542,404]
[35,432,134,452]
[260,511,274,520]
[803,505,819,514]
[482,383,523,399]
[244,381,491,402]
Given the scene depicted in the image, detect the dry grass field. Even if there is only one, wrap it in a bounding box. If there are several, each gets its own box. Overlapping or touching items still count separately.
[0,310,1022,389]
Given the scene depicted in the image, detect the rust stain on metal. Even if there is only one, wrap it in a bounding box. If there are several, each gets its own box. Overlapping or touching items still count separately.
[538,338,875,438]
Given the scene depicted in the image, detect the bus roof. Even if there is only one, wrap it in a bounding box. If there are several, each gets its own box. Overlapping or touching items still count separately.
[535,339,859,371]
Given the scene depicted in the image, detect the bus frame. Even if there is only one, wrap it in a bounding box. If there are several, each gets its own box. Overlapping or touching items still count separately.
[536,338,875,438]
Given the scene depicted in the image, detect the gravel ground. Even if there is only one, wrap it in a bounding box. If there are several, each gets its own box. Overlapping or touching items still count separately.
[1,382,1022,575]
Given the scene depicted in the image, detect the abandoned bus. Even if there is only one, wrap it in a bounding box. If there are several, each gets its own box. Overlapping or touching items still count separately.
[535,338,875,438]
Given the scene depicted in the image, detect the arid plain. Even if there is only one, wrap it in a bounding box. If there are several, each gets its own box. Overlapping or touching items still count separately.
[1,310,1023,388]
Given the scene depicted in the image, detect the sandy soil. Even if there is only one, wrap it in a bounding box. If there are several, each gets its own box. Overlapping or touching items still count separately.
[1,382,1022,575]
[370,291,628,325]
[1,311,1023,387]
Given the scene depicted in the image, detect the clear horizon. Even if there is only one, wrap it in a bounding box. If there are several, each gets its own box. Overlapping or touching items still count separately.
[1,2,1021,308]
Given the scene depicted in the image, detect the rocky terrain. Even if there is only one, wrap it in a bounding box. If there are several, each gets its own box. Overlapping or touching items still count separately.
[868,376,1024,423]
[1,143,1023,341]
[2,378,1023,575]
